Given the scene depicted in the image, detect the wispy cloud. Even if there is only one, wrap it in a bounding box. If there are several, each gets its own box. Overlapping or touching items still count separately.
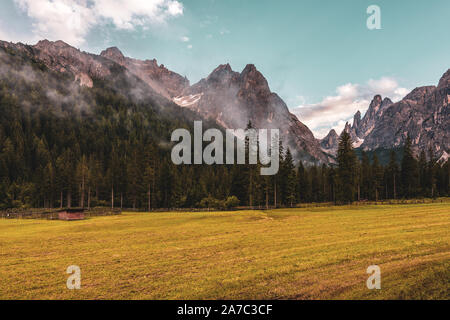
[292,77,409,139]
[180,36,190,42]
[13,0,184,46]
[219,28,230,35]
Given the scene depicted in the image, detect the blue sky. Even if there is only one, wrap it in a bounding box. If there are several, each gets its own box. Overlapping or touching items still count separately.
[0,0,449,137]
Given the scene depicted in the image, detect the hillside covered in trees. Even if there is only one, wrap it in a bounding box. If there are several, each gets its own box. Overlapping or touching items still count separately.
[0,45,448,210]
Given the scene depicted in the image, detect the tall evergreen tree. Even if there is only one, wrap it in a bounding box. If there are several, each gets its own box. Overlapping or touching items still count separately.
[401,136,418,198]
[336,131,357,203]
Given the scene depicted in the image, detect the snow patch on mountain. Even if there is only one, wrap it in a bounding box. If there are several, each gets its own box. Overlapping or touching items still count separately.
[173,93,203,107]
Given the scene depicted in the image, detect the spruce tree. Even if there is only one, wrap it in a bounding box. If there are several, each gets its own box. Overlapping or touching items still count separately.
[401,136,418,198]
[336,131,357,203]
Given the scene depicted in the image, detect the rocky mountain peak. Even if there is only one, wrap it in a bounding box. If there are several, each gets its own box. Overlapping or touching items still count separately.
[35,39,71,49]
[373,94,382,103]
[382,97,393,107]
[369,95,382,112]
[353,110,362,129]
[207,63,238,83]
[344,122,351,132]
[213,63,232,73]
[320,129,339,153]
[240,64,269,86]
[100,47,125,63]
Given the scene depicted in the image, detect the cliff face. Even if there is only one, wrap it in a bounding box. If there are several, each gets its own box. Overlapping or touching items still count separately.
[174,64,329,163]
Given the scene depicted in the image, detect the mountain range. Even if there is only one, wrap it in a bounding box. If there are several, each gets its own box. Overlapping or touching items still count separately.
[321,71,450,163]
[0,39,448,164]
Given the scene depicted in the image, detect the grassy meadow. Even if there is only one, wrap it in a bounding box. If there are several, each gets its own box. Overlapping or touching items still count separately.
[0,201,449,300]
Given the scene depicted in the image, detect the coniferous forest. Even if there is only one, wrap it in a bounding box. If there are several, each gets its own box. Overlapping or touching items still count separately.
[0,46,449,210]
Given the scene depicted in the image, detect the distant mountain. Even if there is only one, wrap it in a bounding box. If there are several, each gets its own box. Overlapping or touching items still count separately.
[362,70,449,162]
[321,70,449,163]
[173,64,329,163]
[319,129,339,154]
[320,95,393,153]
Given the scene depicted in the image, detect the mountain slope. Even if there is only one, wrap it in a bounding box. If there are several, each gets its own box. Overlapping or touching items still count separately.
[174,64,329,163]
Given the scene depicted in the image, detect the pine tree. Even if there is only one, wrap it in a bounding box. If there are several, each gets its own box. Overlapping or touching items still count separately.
[336,131,357,203]
[284,148,296,207]
[372,154,383,201]
[427,147,437,198]
[386,150,399,199]
[296,161,309,203]
[361,152,371,200]
[401,136,418,198]
[418,150,427,197]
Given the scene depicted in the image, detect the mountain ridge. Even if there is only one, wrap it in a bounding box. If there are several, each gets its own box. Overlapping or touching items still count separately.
[320,69,449,162]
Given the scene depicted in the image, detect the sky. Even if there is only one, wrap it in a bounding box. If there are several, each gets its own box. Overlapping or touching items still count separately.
[0,0,449,138]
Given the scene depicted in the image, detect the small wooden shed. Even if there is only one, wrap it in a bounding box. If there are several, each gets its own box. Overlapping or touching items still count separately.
[58,209,86,221]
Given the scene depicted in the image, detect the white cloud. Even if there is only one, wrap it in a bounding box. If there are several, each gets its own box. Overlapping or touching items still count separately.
[292,77,409,139]
[180,36,190,42]
[13,0,184,46]
[187,44,193,49]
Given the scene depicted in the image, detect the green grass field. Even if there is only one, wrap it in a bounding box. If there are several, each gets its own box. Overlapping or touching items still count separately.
[0,202,449,300]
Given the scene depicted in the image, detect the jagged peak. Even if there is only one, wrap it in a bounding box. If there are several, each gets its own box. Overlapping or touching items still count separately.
[344,121,351,131]
[100,47,125,60]
[372,94,382,103]
[212,63,232,73]
[240,64,266,80]
[380,97,393,110]
[241,64,257,74]
[382,97,393,105]
[240,63,269,90]
[326,129,338,138]
[206,63,234,80]
[35,39,72,49]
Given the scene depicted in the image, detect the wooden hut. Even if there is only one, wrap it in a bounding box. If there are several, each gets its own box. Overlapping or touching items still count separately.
[58,209,85,221]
